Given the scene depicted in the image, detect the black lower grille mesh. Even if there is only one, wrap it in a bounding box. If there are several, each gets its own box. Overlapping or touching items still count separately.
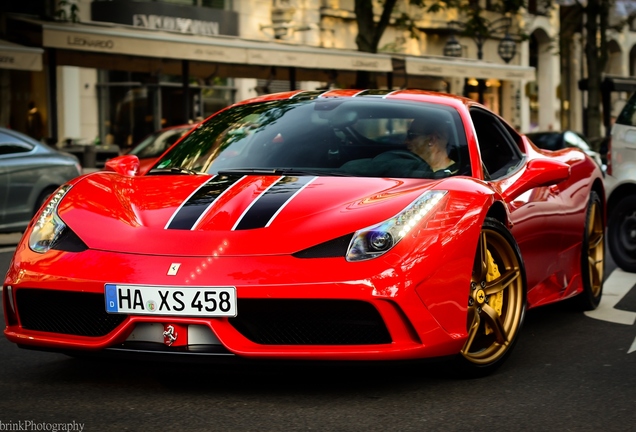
[229,299,391,345]
[16,289,126,337]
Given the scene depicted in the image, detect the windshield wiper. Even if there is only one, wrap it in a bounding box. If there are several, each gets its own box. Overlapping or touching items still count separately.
[147,167,201,175]
[217,168,353,177]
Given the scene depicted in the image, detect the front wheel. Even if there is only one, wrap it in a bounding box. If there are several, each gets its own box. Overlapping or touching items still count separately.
[453,217,526,378]
[608,195,636,273]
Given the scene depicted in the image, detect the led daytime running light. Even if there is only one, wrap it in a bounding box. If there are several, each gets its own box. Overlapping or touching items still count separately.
[29,185,72,254]
[346,190,447,262]
[396,191,446,239]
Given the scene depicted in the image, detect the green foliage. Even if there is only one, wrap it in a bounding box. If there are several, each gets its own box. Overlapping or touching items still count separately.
[55,0,80,23]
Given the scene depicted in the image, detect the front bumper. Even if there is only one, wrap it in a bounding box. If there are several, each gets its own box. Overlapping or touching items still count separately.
[4,246,469,361]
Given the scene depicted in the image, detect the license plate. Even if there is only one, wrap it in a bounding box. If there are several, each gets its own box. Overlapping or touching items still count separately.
[105,284,237,317]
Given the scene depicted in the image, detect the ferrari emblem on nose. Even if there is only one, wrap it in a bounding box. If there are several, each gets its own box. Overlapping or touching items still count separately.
[167,263,181,276]
[163,325,178,346]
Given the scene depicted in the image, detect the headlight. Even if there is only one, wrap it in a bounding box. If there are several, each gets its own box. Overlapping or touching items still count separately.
[346,190,447,262]
[29,185,72,253]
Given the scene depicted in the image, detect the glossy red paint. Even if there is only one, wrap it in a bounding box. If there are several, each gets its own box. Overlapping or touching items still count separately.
[3,90,605,365]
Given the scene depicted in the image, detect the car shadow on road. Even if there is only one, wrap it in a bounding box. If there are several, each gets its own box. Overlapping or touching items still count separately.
[1,297,619,397]
[35,353,456,395]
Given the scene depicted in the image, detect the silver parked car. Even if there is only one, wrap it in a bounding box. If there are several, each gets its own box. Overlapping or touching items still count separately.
[606,91,636,272]
[0,127,81,233]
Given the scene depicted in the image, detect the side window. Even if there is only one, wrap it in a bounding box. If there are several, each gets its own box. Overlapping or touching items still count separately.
[470,108,523,179]
[501,121,525,153]
[0,132,33,155]
[616,92,636,126]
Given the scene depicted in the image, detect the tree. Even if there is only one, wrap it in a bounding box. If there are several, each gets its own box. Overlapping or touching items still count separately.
[559,0,630,139]
[352,0,527,88]
[351,0,616,138]
[353,0,400,87]
[569,0,610,139]
[583,0,608,140]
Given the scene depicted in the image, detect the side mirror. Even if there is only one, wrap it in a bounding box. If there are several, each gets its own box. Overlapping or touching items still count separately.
[503,158,570,200]
[105,155,140,176]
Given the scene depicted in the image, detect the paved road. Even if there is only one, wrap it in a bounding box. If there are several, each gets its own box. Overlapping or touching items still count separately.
[0,233,635,431]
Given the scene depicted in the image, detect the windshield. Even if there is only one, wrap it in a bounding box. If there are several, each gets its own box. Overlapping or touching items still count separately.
[151,97,469,179]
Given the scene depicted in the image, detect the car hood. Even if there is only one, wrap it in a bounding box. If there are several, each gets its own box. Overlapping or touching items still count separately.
[59,172,445,256]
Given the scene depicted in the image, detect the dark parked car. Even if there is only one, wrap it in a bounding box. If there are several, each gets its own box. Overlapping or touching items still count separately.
[526,130,605,172]
[0,127,81,233]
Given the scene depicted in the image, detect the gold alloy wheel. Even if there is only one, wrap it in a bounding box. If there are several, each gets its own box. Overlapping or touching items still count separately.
[586,199,604,299]
[461,226,524,365]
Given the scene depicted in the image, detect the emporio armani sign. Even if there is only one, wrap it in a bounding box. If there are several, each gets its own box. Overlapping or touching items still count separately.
[133,14,219,36]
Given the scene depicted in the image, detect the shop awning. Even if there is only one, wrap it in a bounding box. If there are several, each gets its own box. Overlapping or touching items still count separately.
[403,55,535,81]
[38,20,392,73]
[0,39,43,71]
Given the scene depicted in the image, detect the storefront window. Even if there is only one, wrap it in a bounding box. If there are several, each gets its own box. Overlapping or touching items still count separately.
[464,78,502,115]
[97,71,235,152]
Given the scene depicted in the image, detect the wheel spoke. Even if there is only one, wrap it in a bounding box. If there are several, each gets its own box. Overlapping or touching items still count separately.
[484,268,520,297]
[461,309,481,355]
[482,304,508,345]
[588,230,603,251]
[588,255,602,281]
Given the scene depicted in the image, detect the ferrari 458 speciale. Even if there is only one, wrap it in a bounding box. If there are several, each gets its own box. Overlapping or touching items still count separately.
[3,89,605,376]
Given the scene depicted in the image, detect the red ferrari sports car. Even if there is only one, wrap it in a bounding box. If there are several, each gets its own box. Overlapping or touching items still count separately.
[3,89,605,377]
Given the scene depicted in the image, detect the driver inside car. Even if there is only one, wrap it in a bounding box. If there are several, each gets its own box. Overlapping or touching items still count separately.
[406,118,458,175]
[340,118,459,178]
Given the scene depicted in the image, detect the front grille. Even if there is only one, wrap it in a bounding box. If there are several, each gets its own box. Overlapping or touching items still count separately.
[16,289,126,337]
[229,299,391,345]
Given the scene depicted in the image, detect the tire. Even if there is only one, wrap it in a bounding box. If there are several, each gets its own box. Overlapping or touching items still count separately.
[572,191,604,310]
[608,194,636,273]
[453,217,526,378]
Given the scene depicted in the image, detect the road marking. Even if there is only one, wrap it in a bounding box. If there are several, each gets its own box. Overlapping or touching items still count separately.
[585,268,636,325]
[0,247,15,253]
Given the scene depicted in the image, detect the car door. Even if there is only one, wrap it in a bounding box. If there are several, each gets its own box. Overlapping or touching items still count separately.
[0,132,37,230]
[469,108,566,291]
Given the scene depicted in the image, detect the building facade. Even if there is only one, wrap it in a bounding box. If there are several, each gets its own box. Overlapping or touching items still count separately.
[1,0,634,154]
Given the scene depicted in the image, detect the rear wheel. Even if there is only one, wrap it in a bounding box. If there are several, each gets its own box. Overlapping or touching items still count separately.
[608,195,636,273]
[454,217,526,378]
[572,191,604,310]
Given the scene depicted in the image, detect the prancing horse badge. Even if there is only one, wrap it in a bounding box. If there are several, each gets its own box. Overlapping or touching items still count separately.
[167,263,181,276]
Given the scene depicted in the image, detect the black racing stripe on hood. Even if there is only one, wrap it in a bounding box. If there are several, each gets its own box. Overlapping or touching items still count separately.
[166,174,244,230]
[233,176,316,230]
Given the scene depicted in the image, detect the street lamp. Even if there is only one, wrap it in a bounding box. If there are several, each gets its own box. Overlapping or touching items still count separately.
[497,33,517,64]
[443,16,518,103]
[443,34,462,58]
[443,16,517,62]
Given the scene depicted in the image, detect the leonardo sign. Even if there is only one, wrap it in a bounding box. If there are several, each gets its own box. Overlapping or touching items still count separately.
[67,36,114,49]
